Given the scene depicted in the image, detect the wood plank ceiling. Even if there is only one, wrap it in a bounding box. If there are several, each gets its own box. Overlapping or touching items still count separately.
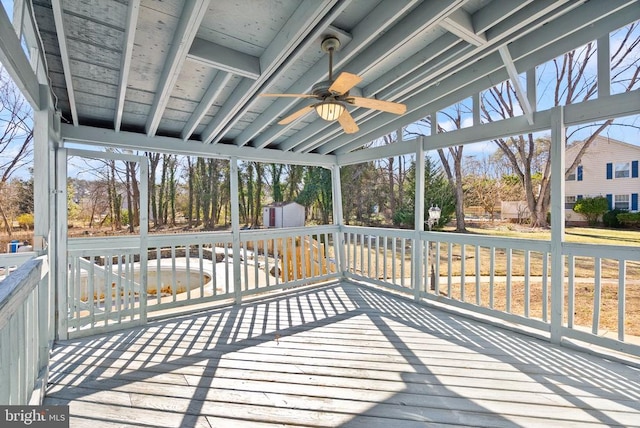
[32,0,640,158]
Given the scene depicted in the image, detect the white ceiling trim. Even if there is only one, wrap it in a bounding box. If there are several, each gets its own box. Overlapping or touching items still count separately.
[51,0,77,125]
[201,0,344,145]
[187,38,261,79]
[440,8,487,46]
[281,0,576,155]
[145,0,211,137]
[115,0,140,132]
[61,124,337,167]
[498,45,534,125]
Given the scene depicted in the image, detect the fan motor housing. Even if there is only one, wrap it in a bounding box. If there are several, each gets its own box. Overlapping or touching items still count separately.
[311,81,334,98]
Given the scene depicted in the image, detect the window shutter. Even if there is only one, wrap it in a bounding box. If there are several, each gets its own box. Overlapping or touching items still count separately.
[606,163,613,180]
[606,194,613,210]
[632,160,638,178]
[577,165,583,181]
[632,193,638,211]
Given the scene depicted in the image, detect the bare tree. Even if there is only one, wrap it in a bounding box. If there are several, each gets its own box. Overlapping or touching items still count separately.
[0,66,33,235]
[408,107,468,232]
[482,23,639,227]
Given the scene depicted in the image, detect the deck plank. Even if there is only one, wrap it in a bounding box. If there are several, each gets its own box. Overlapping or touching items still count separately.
[45,282,640,427]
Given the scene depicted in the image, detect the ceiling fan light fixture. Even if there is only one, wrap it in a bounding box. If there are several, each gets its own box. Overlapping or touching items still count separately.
[315,101,344,121]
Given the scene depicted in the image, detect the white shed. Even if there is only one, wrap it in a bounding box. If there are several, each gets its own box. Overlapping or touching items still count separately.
[263,202,305,228]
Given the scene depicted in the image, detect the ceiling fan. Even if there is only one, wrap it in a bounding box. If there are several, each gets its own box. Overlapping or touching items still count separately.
[260,36,407,134]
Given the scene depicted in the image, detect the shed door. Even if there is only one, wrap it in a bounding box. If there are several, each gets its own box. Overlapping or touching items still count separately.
[269,208,276,227]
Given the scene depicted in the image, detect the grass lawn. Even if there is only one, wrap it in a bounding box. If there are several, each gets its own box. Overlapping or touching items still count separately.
[464,224,640,246]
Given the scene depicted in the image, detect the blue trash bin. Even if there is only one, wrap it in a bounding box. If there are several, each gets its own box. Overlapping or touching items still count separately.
[9,240,20,253]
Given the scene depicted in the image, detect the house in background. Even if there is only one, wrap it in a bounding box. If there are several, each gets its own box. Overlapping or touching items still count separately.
[565,136,640,224]
[262,202,305,228]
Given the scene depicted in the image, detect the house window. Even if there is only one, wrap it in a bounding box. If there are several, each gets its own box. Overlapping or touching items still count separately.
[565,195,576,209]
[615,162,630,178]
[567,171,576,181]
[615,194,630,210]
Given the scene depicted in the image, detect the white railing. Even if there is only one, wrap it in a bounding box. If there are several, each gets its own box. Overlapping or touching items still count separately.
[342,225,639,357]
[343,226,415,291]
[239,226,340,297]
[562,243,640,356]
[64,225,639,357]
[65,227,340,336]
[0,255,52,405]
[0,252,37,282]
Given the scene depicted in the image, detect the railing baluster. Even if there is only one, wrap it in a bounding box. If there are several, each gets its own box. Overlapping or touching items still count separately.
[86,254,95,327]
[593,257,602,335]
[475,246,481,305]
[186,246,192,300]
[434,241,440,296]
[264,239,271,289]
[568,255,575,328]
[401,238,406,288]
[171,246,177,302]
[542,252,548,322]
[254,239,259,288]
[618,260,626,342]
[460,244,466,302]
[392,237,397,282]
[375,235,380,280]
[524,250,530,318]
[506,248,512,313]
[489,246,495,309]
[447,242,452,298]
[155,248,161,305]
[116,257,123,325]
[199,243,205,297]
[105,255,112,324]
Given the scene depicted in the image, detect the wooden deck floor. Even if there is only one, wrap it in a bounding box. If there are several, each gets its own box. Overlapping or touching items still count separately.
[45,282,640,427]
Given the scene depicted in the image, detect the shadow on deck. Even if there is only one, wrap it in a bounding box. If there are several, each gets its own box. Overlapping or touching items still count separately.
[45,282,640,427]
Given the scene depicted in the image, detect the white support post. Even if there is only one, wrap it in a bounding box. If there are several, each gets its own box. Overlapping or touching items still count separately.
[550,106,566,344]
[33,84,51,254]
[138,158,149,324]
[413,137,425,300]
[526,68,537,112]
[55,145,67,339]
[330,164,345,277]
[472,92,480,126]
[597,36,610,98]
[230,157,242,304]
[430,112,437,135]
[33,85,56,343]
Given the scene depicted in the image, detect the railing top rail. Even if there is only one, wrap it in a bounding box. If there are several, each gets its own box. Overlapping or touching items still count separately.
[419,230,552,252]
[563,242,640,260]
[341,225,416,239]
[0,252,38,266]
[240,225,339,239]
[0,257,45,331]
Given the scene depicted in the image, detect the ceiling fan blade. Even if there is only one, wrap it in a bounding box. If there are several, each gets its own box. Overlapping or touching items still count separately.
[278,104,315,125]
[260,93,316,98]
[329,72,362,95]
[348,96,407,115]
[338,109,359,134]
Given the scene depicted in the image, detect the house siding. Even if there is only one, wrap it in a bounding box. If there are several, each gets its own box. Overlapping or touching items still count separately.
[565,137,640,222]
